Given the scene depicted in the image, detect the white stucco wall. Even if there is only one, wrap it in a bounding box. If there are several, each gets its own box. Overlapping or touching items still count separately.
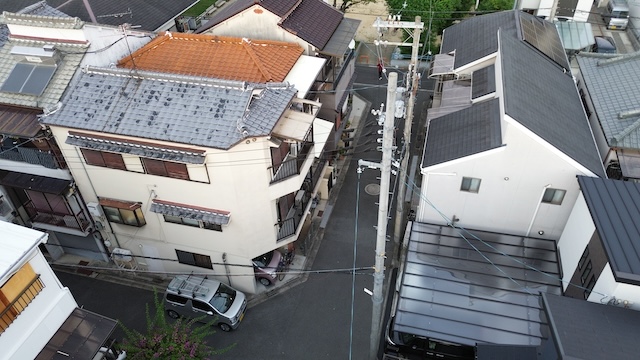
[0,247,77,360]
[557,193,594,290]
[418,117,592,239]
[590,265,640,311]
[201,6,315,55]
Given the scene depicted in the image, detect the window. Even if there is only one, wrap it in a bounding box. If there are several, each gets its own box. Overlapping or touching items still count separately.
[99,198,146,227]
[163,214,222,231]
[584,276,596,299]
[81,149,126,170]
[176,250,213,269]
[165,293,187,305]
[542,188,566,205]
[142,158,189,180]
[1,263,44,333]
[192,300,212,312]
[460,177,481,193]
[578,247,589,270]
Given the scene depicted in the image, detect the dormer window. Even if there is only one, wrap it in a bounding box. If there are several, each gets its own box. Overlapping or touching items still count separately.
[0,45,59,96]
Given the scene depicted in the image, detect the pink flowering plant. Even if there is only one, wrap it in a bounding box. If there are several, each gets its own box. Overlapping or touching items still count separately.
[120,291,234,359]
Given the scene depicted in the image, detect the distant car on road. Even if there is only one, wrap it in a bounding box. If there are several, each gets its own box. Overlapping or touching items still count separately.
[164,275,247,332]
[252,250,282,286]
[593,36,617,54]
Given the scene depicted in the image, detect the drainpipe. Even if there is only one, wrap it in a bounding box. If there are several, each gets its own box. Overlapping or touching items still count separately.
[526,184,551,237]
[222,253,232,286]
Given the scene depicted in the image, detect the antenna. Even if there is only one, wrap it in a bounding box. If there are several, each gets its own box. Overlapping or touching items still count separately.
[97,8,133,19]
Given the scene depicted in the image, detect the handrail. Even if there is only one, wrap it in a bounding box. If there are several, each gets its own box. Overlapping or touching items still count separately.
[0,274,44,334]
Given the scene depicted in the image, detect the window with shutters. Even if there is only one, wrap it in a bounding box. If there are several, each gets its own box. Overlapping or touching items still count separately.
[142,158,189,180]
[80,148,126,170]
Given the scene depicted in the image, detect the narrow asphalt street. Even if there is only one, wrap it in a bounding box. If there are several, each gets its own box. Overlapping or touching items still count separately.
[54,61,432,360]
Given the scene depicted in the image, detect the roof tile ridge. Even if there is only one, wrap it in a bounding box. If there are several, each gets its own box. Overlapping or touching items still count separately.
[278,0,303,24]
[118,32,172,67]
[613,117,640,143]
[1,12,83,29]
[241,38,274,82]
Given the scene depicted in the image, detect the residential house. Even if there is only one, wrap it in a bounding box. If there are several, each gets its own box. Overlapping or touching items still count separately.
[0,221,120,360]
[517,0,592,22]
[41,55,330,293]
[575,52,640,181]
[0,7,154,263]
[557,176,640,308]
[116,32,334,198]
[4,0,199,32]
[385,221,562,359]
[419,11,604,240]
[196,0,360,144]
[0,9,102,260]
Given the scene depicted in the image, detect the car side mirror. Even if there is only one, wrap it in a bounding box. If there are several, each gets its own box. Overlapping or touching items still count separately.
[207,311,214,316]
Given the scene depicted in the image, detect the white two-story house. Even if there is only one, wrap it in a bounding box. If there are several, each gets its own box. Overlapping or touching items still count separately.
[418,10,605,240]
[0,221,120,360]
[41,50,330,293]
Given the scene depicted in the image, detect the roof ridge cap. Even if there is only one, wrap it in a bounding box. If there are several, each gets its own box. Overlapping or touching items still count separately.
[1,11,83,29]
[241,38,274,82]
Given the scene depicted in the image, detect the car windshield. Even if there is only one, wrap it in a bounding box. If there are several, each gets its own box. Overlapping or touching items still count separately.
[252,252,273,268]
[209,283,236,313]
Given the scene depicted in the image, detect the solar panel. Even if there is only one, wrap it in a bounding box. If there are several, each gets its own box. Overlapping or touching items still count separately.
[0,62,57,96]
[520,16,570,71]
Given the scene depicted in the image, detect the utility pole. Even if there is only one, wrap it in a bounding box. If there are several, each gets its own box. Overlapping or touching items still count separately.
[365,71,397,360]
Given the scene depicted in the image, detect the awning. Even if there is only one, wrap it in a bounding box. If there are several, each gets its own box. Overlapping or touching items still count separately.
[150,199,230,225]
[272,110,314,142]
[320,18,360,57]
[0,104,43,138]
[285,55,326,99]
[0,170,70,194]
[99,198,141,210]
[66,131,206,164]
[618,152,640,179]
[429,52,455,78]
[313,118,333,158]
[35,308,117,360]
[555,21,595,51]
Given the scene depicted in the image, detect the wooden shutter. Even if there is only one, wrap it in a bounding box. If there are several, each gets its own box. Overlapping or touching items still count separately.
[142,158,168,176]
[81,148,105,167]
[102,152,126,170]
[165,161,189,180]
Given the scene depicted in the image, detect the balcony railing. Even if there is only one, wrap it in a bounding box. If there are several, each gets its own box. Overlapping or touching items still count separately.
[321,49,355,90]
[276,190,311,241]
[269,141,313,184]
[0,274,44,334]
[0,146,62,169]
[24,201,91,233]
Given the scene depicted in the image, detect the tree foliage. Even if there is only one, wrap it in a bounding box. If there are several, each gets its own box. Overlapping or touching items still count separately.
[119,291,233,359]
[332,0,378,12]
[476,0,513,12]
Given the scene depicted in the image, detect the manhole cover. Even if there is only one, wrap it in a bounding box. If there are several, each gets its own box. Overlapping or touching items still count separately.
[365,183,380,195]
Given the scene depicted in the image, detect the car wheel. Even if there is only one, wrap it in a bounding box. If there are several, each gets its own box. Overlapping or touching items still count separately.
[219,323,232,332]
[259,277,272,286]
[166,310,180,319]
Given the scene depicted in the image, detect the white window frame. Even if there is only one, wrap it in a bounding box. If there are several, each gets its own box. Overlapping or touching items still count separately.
[542,188,566,205]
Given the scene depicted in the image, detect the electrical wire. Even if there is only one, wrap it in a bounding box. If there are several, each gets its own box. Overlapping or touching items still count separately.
[348,164,362,360]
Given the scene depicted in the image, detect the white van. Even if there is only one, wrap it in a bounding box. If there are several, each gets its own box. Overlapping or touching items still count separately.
[602,0,630,30]
[164,275,247,332]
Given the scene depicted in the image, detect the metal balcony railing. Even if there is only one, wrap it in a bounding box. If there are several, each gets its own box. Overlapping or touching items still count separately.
[0,146,62,169]
[24,201,91,233]
[269,141,313,184]
[0,274,44,334]
[276,190,311,241]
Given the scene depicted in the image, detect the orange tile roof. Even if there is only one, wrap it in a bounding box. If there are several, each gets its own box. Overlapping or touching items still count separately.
[117,33,304,82]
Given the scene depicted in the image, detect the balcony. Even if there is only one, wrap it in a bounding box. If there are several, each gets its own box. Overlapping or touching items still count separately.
[268,141,313,184]
[24,200,92,234]
[0,137,66,170]
[0,274,44,334]
[276,189,312,241]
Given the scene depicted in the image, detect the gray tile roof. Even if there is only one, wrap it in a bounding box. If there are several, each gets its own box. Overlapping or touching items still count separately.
[0,1,70,48]
[577,176,640,285]
[501,31,605,177]
[577,54,640,149]
[198,0,347,51]
[423,98,502,167]
[542,292,640,360]
[395,222,561,346]
[0,13,87,109]
[41,67,297,150]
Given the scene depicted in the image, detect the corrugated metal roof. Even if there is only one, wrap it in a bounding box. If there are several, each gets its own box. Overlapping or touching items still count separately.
[150,199,230,225]
[41,67,297,150]
[577,176,640,285]
[543,292,640,360]
[395,222,561,347]
[0,221,48,282]
[319,17,360,56]
[577,54,640,149]
[0,104,42,137]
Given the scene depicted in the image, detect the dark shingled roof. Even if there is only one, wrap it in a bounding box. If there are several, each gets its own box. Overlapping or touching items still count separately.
[423,98,502,167]
[543,292,640,360]
[577,176,640,285]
